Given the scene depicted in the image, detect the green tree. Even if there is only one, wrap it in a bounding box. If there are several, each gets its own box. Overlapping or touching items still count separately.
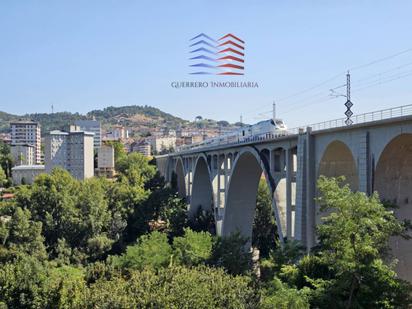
[189,207,215,234]
[116,152,156,186]
[0,166,6,187]
[0,206,47,262]
[0,254,49,308]
[87,266,258,308]
[112,231,172,271]
[13,168,117,261]
[253,179,278,258]
[261,278,309,309]
[210,232,252,275]
[0,141,12,179]
[0,255,87,309]
[159,195,188,239]
[173,228,213,266]
[306,176,412,308]
[18,168,80,249]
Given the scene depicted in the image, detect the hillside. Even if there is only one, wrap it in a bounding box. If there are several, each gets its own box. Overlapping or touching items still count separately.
[0,105,238,135]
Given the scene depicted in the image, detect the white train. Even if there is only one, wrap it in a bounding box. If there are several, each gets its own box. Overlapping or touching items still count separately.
[178,119,288,151]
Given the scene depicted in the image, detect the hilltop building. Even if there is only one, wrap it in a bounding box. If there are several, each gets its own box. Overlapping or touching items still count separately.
[10,121,41,164]
[131,141,151,157]
[148,136,176,154]
[45,127,94,180]
[106,125,129,140]
[74,120,102,148]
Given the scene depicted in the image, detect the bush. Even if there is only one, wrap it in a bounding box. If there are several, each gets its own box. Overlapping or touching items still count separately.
[112,231,172,271]
[87,266,259,308]
[173,228,213,266]
[210,232,251,275]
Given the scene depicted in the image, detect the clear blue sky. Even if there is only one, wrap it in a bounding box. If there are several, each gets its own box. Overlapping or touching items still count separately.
[1,1,412,127]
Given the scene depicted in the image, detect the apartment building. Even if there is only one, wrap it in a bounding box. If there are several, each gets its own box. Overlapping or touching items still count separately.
[45,128,94,180]
[148,136,176,154]
[95,144,115,178]
[131,141,151,157]
[10,143,35,166]
[10,121,41,164]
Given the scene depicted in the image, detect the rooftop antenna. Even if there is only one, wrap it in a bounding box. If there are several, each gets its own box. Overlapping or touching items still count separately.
[272,101,276,121]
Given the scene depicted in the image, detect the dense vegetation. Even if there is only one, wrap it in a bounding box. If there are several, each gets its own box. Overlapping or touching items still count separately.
[0,142,12,187]
[0,148,411,308]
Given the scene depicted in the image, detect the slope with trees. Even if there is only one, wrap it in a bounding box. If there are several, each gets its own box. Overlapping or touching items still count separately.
[0,154,410,308]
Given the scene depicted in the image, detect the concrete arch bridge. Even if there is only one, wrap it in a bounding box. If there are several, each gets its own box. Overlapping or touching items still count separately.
[156,104,412,281]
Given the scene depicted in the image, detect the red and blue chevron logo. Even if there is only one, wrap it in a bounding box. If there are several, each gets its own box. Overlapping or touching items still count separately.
[189,33,245,75]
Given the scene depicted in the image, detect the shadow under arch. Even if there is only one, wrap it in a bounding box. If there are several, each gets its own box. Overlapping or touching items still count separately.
[374,133,412,282]
[190,154,214,218]
[316,140,359,227]
[174,158,186,198]
[222,147,284,243]
[318,140,359,190]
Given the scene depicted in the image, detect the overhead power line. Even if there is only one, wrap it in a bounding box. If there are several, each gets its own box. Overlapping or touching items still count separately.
[242,47,412,122]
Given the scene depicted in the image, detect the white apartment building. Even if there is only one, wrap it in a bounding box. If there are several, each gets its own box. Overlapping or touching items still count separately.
[10,121,41,164]
[45,129,94,180]
[74,120,102,148]
[11,143,35,166]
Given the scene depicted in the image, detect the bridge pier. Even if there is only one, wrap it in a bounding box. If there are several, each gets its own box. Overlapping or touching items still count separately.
[156,111,412,283]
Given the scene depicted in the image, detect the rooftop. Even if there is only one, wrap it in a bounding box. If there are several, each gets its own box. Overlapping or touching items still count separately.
[10,120,40,125]
[12,165,45,170]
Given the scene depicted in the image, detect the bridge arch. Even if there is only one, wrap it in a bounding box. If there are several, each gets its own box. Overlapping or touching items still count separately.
[318,140,359,190]
[222,147,284,243]
[174,158,186,198]
[189,154,214,218]
[374,133,412,281]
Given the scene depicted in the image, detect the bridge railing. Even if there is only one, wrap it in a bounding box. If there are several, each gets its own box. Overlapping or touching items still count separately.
[289,103,412,133]
[175,104,412,153]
